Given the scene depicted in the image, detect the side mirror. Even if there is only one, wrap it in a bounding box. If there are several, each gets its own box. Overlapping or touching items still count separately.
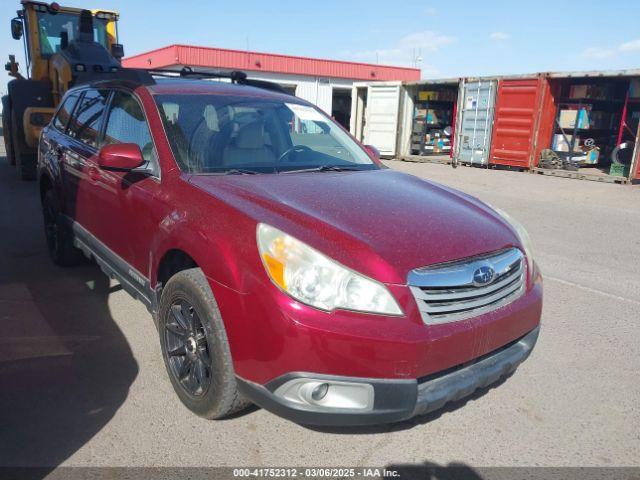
[111,43,125,60]
[11,18,23,40]
[98,143,144,171]
[364,144,381,160]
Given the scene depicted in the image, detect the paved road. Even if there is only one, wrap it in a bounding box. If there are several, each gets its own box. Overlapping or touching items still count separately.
[0,154,638,471]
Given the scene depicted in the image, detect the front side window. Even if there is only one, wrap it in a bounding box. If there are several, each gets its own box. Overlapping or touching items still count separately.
[154,94,377,174]
[52,92,80,132]
[36,12,109,58]
[67,89,110,147]
[104,91,156,162]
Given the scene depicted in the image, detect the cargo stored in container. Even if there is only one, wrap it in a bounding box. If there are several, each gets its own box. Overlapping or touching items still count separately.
[454,79,497,166]
[397,79,461,162]
[539,72,640,183]
[491,70,640,183]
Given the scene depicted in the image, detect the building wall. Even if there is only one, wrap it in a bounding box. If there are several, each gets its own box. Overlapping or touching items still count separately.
[214,70,353,114]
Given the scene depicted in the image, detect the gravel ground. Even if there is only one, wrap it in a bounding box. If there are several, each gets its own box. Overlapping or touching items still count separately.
[0,153,638,471]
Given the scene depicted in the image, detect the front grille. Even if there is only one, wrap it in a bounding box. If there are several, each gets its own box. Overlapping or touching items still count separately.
[408,248,525,324]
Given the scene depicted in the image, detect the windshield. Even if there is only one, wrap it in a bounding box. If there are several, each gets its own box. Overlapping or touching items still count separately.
[36,12,109,58]
[154,94,378,174]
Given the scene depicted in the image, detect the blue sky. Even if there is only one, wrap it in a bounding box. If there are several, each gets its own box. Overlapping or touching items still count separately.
[2,0,640,97]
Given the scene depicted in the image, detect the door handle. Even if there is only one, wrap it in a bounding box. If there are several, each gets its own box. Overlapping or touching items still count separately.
[50,146,64,161]
[88,165,100,182]
[65,151,81,168]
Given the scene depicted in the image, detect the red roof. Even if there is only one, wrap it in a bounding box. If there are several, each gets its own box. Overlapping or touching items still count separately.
[123,44,420,82]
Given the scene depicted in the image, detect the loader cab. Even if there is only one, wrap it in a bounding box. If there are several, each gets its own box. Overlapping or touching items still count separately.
[9,1,120,81]
[34,9,111,57]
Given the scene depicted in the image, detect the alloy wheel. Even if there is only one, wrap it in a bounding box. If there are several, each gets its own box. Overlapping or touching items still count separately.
[164,300,212,397]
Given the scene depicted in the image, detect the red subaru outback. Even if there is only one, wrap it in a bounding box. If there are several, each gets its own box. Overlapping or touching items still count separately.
[38,71,542,426]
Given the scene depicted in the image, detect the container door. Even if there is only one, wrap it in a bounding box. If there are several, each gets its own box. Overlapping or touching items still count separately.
[490,78,543,167]
[350,82,369,140]
[631,136,640,181]
[455,80,496,165]
[364,82,401,156]
[398,86,413,157]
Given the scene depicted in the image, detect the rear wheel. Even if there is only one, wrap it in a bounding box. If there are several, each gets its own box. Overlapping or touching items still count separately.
[42,189,84,266]
[1,96,16,166]
[158,268,250,419]
[12,109,36,181]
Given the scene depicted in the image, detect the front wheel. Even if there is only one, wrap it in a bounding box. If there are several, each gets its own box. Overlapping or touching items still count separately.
[158,268,250,419]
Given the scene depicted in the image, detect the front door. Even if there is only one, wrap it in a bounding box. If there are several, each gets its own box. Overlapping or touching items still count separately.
[95,89,162,283]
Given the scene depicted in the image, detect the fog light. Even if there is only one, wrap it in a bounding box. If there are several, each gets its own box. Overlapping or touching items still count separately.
[311,383,329,401]
[274,378,374,411]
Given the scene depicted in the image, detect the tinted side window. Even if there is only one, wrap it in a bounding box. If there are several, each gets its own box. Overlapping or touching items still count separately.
[68,89,110,147]
[104,91,156,162]
[52,92,80,132]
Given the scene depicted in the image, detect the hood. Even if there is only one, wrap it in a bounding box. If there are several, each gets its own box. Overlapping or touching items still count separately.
[189,169,520,284]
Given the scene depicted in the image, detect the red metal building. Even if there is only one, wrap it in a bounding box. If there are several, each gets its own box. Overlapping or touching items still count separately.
[123,44,420,82]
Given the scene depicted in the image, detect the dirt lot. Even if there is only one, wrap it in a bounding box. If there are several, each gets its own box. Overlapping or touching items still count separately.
[0,152,638,471]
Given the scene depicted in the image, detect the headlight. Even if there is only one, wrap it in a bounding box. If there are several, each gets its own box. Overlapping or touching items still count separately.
[256,223,402,315]
[492,207,535,276]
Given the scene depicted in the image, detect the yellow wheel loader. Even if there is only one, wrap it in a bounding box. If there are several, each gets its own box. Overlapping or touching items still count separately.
[3,1,123,180]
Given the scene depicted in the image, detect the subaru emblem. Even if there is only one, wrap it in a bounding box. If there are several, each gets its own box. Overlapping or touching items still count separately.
[473,265,495,286]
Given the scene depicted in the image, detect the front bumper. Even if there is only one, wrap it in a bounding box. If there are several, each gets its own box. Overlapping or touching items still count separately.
[237,326,540,426]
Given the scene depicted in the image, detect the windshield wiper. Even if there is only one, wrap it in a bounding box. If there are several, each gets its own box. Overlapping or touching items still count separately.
[280,165,364,174]
[206,168,262,175]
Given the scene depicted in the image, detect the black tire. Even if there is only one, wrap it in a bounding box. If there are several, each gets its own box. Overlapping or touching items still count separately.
[12,109,36,181]
[612,141,634,165]
[42,189,84,266]
[158,268,250,419]
[1,96,16,166]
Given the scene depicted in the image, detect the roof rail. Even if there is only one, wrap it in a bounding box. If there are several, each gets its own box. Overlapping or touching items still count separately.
[74,67,155,87]
[73,66,293,96]
[146,67,291,95]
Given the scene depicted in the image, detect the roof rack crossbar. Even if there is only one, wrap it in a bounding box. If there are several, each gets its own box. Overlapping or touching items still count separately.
[145,67,246,81]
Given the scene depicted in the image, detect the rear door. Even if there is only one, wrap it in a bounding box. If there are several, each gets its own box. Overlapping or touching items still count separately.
[364,82,402,156]
[40,91,81,212]
[489,78,545,167]
[63,88,111,230]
